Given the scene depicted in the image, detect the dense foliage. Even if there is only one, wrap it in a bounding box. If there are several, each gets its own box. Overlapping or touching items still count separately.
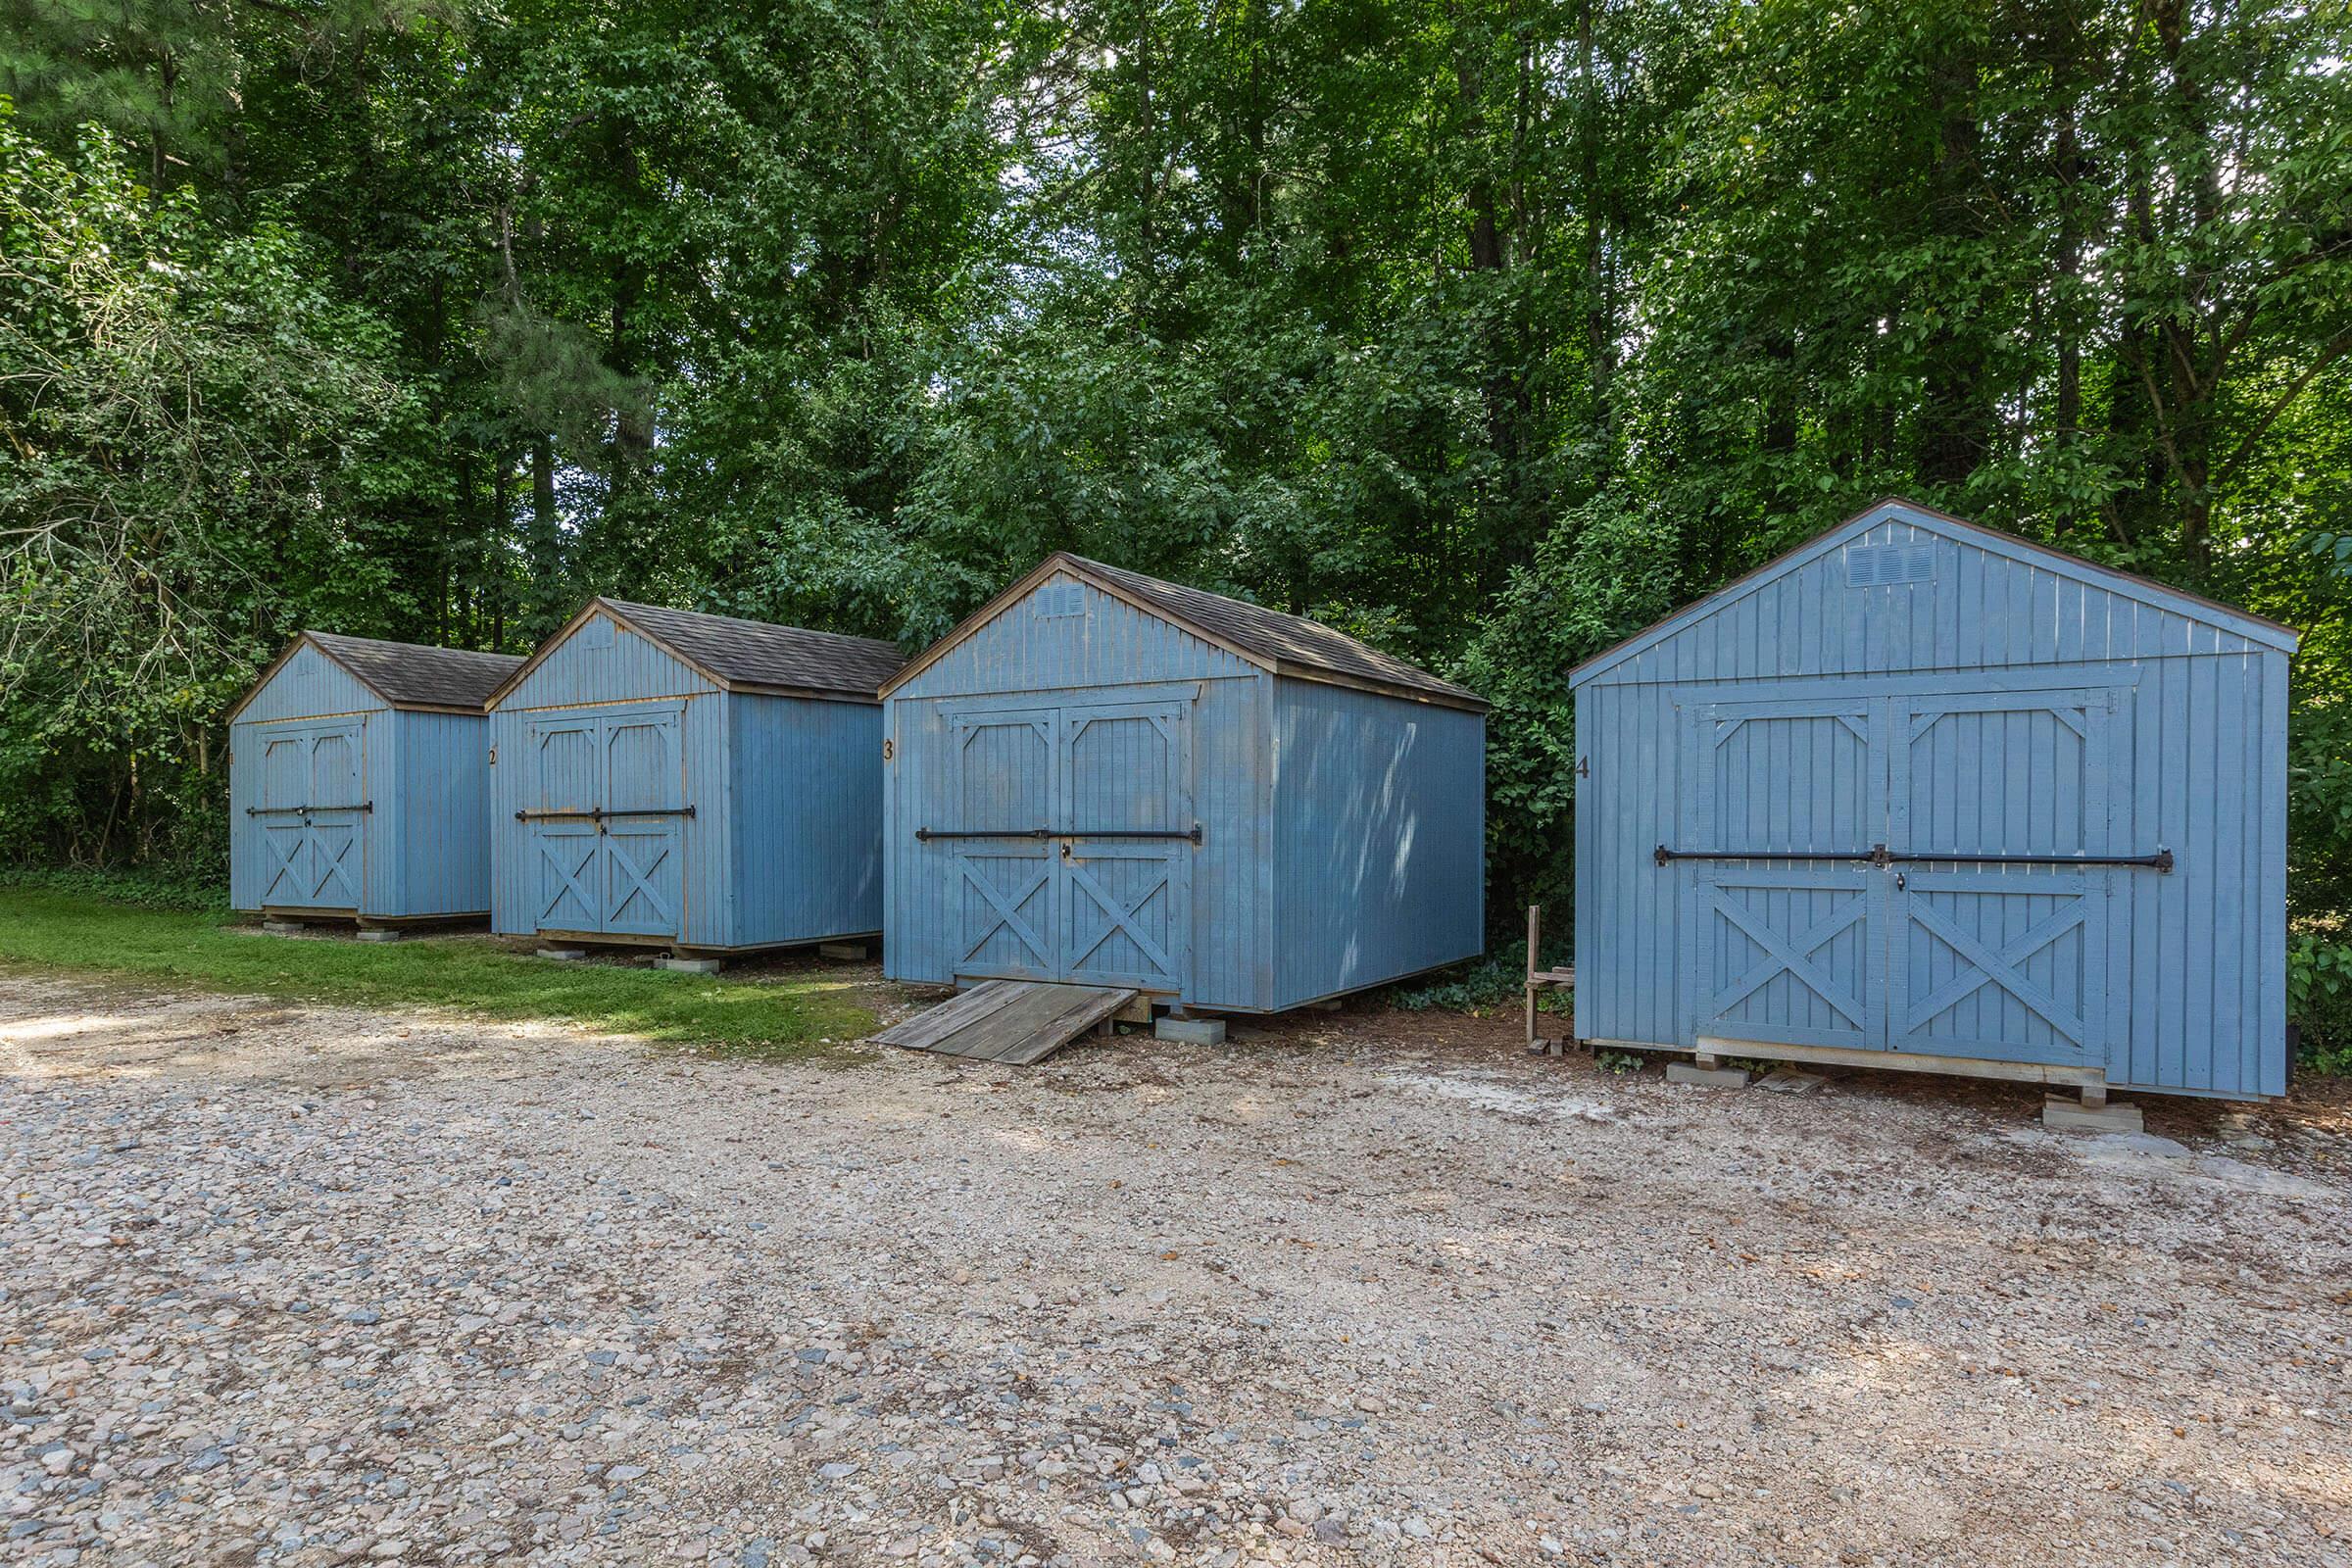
[3,0,2347,1041]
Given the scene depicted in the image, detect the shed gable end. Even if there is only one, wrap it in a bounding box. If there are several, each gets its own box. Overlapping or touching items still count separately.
[234,641,382,724]
[1575,503,2290,688]
[497,610,716,710]
[893,571,1254,700]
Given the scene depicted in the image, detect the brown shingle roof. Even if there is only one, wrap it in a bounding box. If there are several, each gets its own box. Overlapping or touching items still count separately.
[601,599,906,699]
[1062,556,1486,710]
[305,633,523,710]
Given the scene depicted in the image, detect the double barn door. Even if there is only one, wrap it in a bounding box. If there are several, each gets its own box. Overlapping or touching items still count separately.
[938,697,1194,994]
[254,720,368,909]
[1678,684,2148,1067]
[524,704,689,938]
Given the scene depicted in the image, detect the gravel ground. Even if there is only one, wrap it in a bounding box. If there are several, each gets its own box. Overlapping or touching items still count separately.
[4,969,2350,1568]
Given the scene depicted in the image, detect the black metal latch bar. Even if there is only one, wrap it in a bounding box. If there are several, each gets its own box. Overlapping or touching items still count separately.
[247,802,374,816]
[917,824,1203,844]
[1656,842,2172,872]
[1654,844,1880,866]
[515,806,697,822]
[1896,848,2175,872]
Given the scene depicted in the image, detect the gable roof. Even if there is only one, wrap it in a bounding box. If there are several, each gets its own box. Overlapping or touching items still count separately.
[1568,496,2300,688]
[878,552,1489,711]
[486,597,906,709]
[227,631,524,721]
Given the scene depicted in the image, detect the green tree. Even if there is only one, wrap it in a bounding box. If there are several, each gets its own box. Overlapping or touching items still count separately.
[0,111,417,864]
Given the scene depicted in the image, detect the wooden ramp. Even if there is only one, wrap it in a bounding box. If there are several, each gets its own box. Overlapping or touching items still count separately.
[873,980,1140,1065]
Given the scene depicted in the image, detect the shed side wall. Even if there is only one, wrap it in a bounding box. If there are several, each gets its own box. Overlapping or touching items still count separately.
[1270,681,1486,1007]
[393,710,493,916]
[730,695,884,947]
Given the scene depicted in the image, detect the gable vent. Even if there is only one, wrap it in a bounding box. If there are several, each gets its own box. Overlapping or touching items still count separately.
[1035,581,1087,618]
[1845,543,1937,587]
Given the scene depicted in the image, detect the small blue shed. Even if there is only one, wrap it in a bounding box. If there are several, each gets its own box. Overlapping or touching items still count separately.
[1569,497,2300,1100]
[228,633,522,925]
[880,554,1488,1012]
[485,599,906,954]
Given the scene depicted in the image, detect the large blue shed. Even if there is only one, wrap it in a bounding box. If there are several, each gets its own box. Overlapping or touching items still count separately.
[484,599,906,955]
[880,554,1488,1012]
[1569,498,2300,1101]
[228,633,522,926]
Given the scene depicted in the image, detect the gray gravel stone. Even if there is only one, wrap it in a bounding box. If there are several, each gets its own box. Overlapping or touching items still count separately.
[2,975,2345,1567]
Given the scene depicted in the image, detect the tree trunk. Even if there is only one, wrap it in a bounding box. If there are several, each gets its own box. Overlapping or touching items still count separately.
[1581,0,1612,440]
[1916,38,1993,489]
[531,436,560,622]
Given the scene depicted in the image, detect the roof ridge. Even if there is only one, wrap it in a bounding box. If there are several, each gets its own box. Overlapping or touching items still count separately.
[307,629,521,660]
[598,596,903,653]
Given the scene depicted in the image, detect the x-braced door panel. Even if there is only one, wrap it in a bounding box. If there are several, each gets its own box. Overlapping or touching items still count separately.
[600,712,682,936]
[1675,685,2128,1062]
[1683,697,1884,1051]
[259,733,312,906]
[1693,867,1879,1051]
[524,706,686,938]
[304,727,365,906]
[1887,693,2111,1064]
[949,710,1059,976]
[254,721,366,910]
[957,844,1057,979]
[528,718,602,930]
[1059,704,1191,992]
[938,698,1194,994]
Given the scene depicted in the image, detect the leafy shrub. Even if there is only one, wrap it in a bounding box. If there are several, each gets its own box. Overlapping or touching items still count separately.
[1452,489,1686,930]
[2289,931,2352,1076]
[1392,954,1528,1012]
[0,864,230,913]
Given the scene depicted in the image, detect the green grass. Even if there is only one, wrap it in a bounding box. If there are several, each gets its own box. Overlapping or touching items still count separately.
[0,891,875,1058]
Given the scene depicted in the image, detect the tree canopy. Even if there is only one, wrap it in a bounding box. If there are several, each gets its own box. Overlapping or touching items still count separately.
[2,0,2346,1022]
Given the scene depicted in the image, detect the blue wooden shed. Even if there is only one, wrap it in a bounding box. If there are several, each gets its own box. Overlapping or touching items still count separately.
[228,633,522,926]
[1569,497,2300,1101]
[879,554,1488,1012]
[484,598,906,955]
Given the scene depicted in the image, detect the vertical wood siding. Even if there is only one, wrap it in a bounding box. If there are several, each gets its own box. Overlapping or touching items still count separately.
[1573,508,2292,1099]
[1593,514,2273,687]
[489,611,876,950]
[892,572,1255,700]
[491,613,719,942]
[233,643,378,722]
[392,711,495,916]
[1270,681,1486,1007]
[230,689,496,918]
[497,609,718,710]
[730,694,884,946]
[886,571,1487,1012]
